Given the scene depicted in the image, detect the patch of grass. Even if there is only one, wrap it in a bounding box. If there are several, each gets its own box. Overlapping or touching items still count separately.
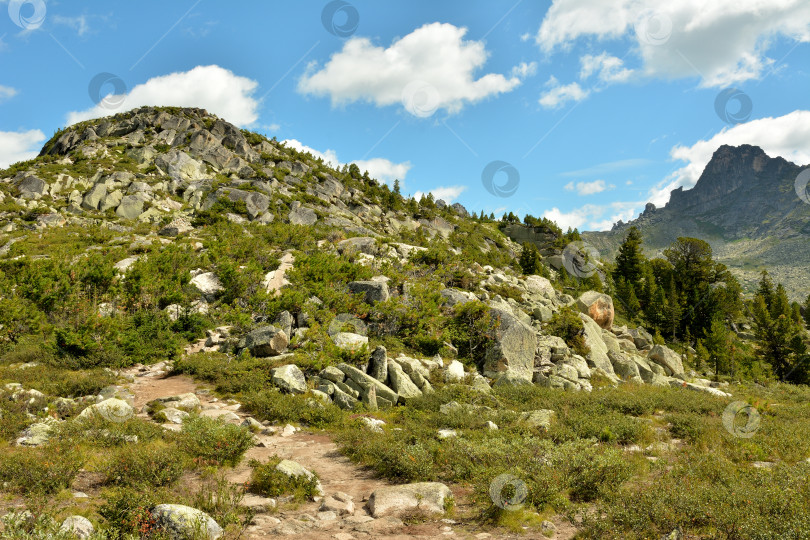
[241,389,346,428]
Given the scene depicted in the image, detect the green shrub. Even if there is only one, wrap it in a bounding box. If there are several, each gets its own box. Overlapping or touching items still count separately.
[98,486,162,539]
[176,416,254,466]
[248,456,321,501]
[103,441,187,487]
[0,442,85,495]
[447,301,498,368]
[241,389,345,428]
[545,306,590,356]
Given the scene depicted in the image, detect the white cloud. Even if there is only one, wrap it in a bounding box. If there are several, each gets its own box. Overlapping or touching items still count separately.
[53,15,90,36]
[282,139,340,168]
[650,109,810,206]
[536,0,810,87]
[0,129,46,169]
[281,139,411,185]
[539,76,589,108]
[414,185,467,203]
[0,85,17,102]
[511,62,538,78]
[580,53,634,83]
[353,158,411,184]
[544,201,642,231]
[66,65,260,127]
[564,179,615,195]
[298,22,525,115]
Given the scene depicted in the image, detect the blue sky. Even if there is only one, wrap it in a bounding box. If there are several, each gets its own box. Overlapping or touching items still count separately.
[1,0,809,230]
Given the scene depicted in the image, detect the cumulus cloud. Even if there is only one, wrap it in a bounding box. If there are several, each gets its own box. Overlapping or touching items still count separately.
[66,65,260,126]
[414,185,467,203]
[511,62,538,78]
[544,201,642,231]
[564,179,615,195]
[536,0,810,87]
[580,53,634,83]
[0,85,17,102]
[650,110,810,206]
[539,76,589,108]
[281,139,411,185]
[0,129,46,169]
[298,22,526,115]
[353,158,412,184]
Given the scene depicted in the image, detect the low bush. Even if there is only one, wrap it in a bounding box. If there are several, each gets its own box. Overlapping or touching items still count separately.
[0,442,84,495]
[103,441,187,487]
[176,416,254,466]
[249,456,321,501]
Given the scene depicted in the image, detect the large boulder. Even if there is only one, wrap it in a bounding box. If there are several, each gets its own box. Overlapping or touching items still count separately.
[627,327,654,350]
[81,183,107,210]
[482,309,537,382]
[608,351,643,382]
[271,364,307,394]
[151,504,222,540]
[368,345,388,382]
[18,175,47,199]
[579,314,618,381]
[77,398,134,423]
[348,280,390,304]
[518,410,556,430]
[190,272,224,302]
[387,361,422,402]
[440,288,478,307]
[332,332,368,352]
[523,275,556,300]
[115,195,144,220]
[367,482,452,518]
[337,363,399,404]
[575,291,614,330]
[241,325,289,357]
[289,203,317,226]
[648,344,685,376]
[275,460,324,497]
[59,516,95,539]
[16,418,60,447]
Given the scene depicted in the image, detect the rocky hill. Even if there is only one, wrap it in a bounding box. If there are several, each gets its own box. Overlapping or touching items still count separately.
[582,144,810,300]
[2,107,808,539]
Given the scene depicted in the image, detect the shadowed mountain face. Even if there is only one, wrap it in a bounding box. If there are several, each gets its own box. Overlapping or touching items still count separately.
[583,144,810,300]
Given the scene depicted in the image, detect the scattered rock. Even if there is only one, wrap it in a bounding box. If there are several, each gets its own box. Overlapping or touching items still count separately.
[271,364,307,394]
[59,516,95,539]
[367,482,452,518]
[151,504,222,540]
[648,344,685,376]
[575,291,615,329]
[348,280,390,304]
[240,325,289,357]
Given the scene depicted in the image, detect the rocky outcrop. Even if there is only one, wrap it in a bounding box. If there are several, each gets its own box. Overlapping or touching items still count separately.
[575,291,614,329]
[367,482,452,518]
[482,309,536,382]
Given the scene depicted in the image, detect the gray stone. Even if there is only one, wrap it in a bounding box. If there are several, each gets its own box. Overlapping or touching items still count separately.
[338,363,399,404]
[518,409,556,430]
[368,346,388,382]
[242,325,289,357]
[16,418,60,447]
[151,504,222,539]
[332,332,368,351]
[155,391,202,411]
[348,280,390,304]
[115,195,144,219]
[482,309,536,382]
[444,359,465,382]
[18,176,47,199]
[273,310,294,337]
[319,366,345,384]
[190,272,224,301]
[367,482,452,518]
[387,361,422,402]
[579,313,618,380]
[648,344,685,376]
[77,398,134,423]
[609,351,642,380]
[627,327,654,350]
[440,288,478,307]
[81,183,107,210]
[289,204,318,226]
[271,364,307,394]
[159,407,189,424]
[159,217,194,237]
[275,460,323,497]
[59,515,95,539]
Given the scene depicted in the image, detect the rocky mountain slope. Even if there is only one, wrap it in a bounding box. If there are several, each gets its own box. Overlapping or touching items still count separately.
[582,144,810,300]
